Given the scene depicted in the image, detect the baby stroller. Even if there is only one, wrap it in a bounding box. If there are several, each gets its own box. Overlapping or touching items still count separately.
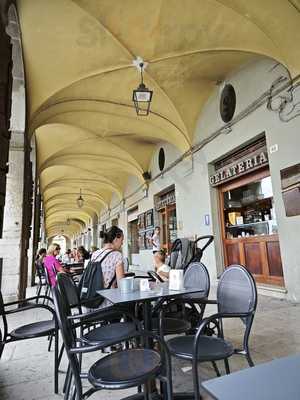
[148,234,214,281]
[148,235,214,333]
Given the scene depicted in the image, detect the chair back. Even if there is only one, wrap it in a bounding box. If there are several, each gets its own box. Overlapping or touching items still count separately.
[217,265,257,316]
[52,287,82,398]
[35,261,45,282]
[183,262,210,299]
[0,291,8,344]
[56,273,81,312]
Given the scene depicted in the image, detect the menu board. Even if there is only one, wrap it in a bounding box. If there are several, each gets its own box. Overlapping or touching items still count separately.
[138,209,154,250]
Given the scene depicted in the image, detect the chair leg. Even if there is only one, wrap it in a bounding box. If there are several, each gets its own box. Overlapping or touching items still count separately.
[166,379,173,400]
[54,329,59,394]
[63,363,70,394]
[211,361,221,377]
[64,369,73,400]
[48,332,53,352]
[224,358,230,375]
[58,343,65,369]
[246,351,255,367]
[0,343,5,359]
[192,360,202,400]
[36,285,42,303]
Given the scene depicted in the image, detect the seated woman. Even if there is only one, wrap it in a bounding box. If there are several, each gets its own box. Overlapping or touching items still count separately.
[91,226,125,289]
[78,245,90,262]
[43,244,66,287]
[35,248,46,269]
[154,250,170,281]
[90,226,125,310]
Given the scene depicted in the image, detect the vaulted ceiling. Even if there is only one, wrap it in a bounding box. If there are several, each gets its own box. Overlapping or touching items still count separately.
[17,0,300,238]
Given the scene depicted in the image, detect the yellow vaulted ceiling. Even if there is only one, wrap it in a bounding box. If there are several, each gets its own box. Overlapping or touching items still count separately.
[17,0,300,237]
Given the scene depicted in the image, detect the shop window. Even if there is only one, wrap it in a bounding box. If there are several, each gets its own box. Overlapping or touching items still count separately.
[223,175,278,239]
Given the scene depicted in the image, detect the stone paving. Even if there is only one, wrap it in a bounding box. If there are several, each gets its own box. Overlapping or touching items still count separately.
[0,287,299,400]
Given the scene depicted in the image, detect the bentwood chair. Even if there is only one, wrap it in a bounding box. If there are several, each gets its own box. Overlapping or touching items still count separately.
[52,287,173,400]
[0,290,59,394]
[166,265,257,400]
[151,262,211,336]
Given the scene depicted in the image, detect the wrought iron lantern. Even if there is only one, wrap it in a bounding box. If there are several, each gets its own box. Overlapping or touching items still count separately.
[132,61,153,116]
[77,189,84,208]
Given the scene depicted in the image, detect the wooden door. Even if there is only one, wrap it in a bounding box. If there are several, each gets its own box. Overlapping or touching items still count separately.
[159,204,177,254]
[219,169,284,287]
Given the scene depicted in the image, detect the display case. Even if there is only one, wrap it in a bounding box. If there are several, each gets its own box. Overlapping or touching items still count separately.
[223,176,278,239]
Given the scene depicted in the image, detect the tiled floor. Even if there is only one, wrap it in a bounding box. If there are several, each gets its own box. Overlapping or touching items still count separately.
[0,287,299,399]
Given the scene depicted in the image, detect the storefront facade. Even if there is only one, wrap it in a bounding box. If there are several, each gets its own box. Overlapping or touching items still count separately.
[211,137,284,287]
[91,57,300,300]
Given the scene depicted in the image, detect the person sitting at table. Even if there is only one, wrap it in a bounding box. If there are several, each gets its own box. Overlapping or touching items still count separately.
[43,244,67,287]
[71,247,79,262]
[91,226,125,290]
[35,248,47,277]
[154,249,170,281]
[78,245,90,261]
[62,248,72,264]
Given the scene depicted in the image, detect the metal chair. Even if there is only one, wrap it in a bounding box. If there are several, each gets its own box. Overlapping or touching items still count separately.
[52,286,173,400]
[56,273,141,397]
[151,262,211,336]
[167,265,257,400]
[35,261,50,303]
[0,290,59,394]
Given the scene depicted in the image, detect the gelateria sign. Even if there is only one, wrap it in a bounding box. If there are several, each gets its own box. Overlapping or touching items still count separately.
[209,149,268,187]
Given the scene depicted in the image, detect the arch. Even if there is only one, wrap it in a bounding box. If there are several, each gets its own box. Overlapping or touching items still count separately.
[16,0,300,243]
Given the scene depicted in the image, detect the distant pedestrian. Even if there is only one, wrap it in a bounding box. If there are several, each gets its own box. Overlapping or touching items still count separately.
[151,226,161,254]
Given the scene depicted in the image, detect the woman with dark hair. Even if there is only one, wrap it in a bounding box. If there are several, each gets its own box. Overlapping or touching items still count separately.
[91,226,125,289]
[78,245,90,261]
[35,248,47,277]
[36,248,47,262]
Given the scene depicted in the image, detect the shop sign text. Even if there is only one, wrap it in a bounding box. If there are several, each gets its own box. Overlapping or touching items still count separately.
[209,150,268,187]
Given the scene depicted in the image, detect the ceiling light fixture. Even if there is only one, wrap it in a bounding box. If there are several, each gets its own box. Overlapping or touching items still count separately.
[132,57,153,116]
[77,189,84,208]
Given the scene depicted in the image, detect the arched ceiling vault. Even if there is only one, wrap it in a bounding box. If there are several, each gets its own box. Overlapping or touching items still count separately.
[17,0,300,237]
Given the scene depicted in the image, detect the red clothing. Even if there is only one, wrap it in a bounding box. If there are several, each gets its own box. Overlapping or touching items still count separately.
[43,255,62,287]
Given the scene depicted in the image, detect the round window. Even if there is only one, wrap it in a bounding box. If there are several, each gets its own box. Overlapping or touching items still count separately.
[158,147,165,171]
[220,84,236,123]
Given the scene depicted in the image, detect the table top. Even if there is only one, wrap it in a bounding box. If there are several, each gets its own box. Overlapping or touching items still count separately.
[97,282,205,304]
[202,353,300,400]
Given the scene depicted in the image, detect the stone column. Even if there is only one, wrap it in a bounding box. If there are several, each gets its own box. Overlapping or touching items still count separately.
[0,133,25,301]
[0,5,27,301]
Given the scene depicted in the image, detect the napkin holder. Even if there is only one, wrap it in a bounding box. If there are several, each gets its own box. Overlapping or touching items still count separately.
[169,269,184,291]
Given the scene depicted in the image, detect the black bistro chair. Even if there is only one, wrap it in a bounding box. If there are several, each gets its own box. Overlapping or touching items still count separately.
[56,272,142,397]
[52,286,173,400]
[56,272,138,342]
[166,265,257,400]
[35,261,50,303]
[151,261,211,336]
[0,290,59,393]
